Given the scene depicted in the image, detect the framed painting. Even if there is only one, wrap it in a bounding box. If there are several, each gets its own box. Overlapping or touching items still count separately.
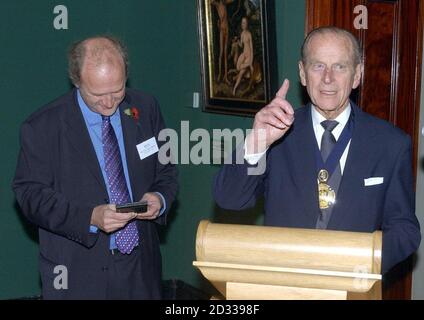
[197,0,276,116]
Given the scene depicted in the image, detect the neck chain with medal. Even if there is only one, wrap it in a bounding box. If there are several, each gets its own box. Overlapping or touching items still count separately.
[315,111,354,210]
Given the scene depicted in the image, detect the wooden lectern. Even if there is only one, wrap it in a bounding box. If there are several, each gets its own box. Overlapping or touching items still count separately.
[193,220,382,300]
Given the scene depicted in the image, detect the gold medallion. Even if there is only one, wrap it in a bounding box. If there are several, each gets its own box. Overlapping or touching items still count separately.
[317,169,336,209]
[318,169,329,182]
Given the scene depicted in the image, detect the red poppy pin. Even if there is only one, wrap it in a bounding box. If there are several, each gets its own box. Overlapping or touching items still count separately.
[124,107,139,121]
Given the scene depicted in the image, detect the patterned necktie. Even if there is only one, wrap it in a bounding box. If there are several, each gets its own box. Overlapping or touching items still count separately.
[320,120,339,161]
[102,116,139,254]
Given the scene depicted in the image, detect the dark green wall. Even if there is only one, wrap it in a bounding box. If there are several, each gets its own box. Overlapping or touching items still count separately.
[0,0,305,299]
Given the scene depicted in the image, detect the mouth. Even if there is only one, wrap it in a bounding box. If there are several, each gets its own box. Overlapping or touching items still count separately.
[320,90,337,96]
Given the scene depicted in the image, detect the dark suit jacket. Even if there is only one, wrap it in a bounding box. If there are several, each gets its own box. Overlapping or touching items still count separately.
[213,102,420,274]
[13,88,178,299]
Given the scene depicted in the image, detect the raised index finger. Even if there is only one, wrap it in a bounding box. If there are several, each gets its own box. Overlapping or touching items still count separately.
[276,79,290,100]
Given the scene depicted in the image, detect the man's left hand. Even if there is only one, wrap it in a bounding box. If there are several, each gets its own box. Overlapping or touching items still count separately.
[135,192,162,220]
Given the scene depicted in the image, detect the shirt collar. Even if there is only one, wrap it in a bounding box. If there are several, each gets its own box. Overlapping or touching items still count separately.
[311,103,351,136]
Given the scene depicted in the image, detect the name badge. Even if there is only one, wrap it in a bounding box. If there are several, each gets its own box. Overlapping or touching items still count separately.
[136,137,159,160]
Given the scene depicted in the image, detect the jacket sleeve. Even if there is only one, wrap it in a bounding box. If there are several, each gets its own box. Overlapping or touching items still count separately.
[149,97,178,224]
[12,121,98,248]
[381,136,421,273]
[213,142,267,211]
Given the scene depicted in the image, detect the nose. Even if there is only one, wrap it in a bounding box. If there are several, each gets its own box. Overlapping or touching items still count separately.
[101,95,114,109]
[322,67,334,84]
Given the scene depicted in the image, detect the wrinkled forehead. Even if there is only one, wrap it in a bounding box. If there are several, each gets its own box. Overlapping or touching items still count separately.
[304,33,356,64]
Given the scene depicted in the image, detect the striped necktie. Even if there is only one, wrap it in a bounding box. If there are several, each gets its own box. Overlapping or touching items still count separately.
[102,115,139,254]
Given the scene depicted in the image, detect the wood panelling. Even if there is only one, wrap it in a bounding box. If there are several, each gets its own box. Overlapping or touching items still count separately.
[360,1,396,121]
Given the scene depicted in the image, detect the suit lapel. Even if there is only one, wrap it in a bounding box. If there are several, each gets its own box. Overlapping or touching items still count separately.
[64,90,107,194]
[327,102,377,229]
[286,104,321,226]
[119,95,144,201]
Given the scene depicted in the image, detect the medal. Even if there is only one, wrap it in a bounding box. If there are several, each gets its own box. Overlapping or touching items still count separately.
[318,169,336,209]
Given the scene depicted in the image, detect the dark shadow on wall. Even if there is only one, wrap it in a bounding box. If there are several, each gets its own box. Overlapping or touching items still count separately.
[14,200,38,244]
[300,85,309,106]
[157,199,179,243]
[14,200,43,293]
[195,272,221,299]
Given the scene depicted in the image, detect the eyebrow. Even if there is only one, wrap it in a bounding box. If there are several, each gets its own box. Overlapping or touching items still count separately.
[308,59,351,65]
[90,85,125,96]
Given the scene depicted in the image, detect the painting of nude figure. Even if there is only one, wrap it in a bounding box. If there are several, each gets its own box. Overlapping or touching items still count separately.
[198,0,276,116]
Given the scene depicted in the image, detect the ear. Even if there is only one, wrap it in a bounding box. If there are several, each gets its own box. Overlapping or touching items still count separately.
[352,63,362,89]
[299,61,307,86]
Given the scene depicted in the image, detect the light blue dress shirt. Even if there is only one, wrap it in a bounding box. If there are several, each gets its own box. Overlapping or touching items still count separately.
[77,90,165,249]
